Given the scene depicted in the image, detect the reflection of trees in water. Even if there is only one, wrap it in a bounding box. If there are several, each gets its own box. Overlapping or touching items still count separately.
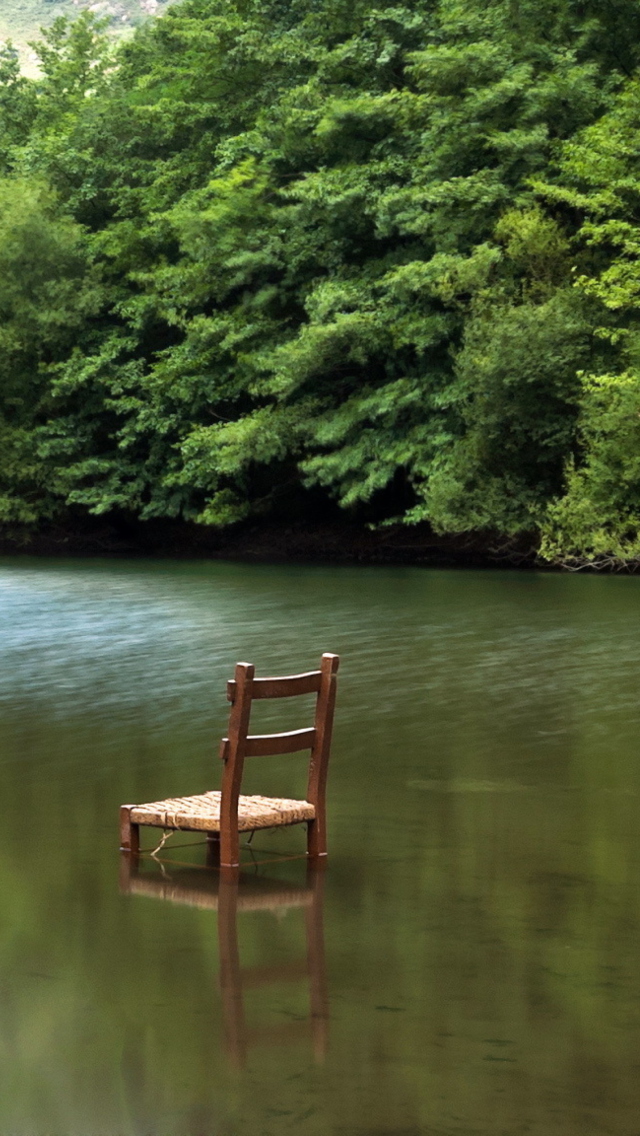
[2,566,640,1133]
[329,785,640,1136]
[2,747,639,1134]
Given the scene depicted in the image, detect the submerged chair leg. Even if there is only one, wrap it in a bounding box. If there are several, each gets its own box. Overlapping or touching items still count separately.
[306,861,329,1062]
[218,872,247,1068]
[120,805,140,856]
[307,816,327,858]
[206,832,221,867]
[220,825,240,870]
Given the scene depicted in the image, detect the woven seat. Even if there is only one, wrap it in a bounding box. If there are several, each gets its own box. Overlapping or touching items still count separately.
[121,652,339,868]
[130,791,315,833]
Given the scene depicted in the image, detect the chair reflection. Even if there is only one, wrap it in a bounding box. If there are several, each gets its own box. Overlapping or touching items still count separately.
[119,854,329,1068]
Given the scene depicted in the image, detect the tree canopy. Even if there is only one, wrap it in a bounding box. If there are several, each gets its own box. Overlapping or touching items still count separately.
[3,0,640,564]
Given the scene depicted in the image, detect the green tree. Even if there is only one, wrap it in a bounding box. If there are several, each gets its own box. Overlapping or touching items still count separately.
[535,77,640,564]
[0,0,635,550]
[0,177,99,521]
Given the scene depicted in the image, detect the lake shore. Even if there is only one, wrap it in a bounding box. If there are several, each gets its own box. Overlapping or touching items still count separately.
[0,516,539,567]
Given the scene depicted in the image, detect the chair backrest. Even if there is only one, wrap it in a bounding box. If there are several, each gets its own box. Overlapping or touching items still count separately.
[219,653,339,861]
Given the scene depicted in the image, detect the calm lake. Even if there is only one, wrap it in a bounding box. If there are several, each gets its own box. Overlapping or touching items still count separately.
[1,557,639,1136]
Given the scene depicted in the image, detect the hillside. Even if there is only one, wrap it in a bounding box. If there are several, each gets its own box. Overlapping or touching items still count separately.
[0,0,172,73]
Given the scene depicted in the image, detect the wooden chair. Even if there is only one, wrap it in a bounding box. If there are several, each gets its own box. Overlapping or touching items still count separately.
[120,652,339,868]
[119,858,329,1068]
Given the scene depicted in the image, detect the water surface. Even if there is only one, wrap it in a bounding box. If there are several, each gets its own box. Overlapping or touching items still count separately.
[0,558,639,1135]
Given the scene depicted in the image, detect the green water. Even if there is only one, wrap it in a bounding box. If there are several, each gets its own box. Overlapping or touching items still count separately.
[1,558,640,1136]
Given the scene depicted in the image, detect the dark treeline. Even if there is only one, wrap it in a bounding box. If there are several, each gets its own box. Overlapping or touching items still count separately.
[3,0,640,565]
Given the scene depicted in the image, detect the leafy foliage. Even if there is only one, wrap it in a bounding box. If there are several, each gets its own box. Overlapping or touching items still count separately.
[535,78,640,563]
[3,0,640,561]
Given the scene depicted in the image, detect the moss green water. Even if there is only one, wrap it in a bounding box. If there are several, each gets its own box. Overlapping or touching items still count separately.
[0,559,639,1135]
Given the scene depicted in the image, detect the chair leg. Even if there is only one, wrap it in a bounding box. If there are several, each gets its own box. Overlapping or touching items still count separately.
[307,817,327,858]
[120,806,140,856]
[206,832,221,867]
[220,823,240,870]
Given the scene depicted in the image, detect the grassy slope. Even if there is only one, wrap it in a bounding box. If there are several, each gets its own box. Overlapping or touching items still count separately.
[0,0,173,74]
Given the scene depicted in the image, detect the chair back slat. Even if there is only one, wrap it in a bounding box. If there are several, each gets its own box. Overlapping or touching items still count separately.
[244,727,316,757]
[221,727,316,760]
[227,670,321,703]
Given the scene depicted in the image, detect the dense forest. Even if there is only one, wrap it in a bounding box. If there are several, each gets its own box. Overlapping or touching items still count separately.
[3,0,640,566]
